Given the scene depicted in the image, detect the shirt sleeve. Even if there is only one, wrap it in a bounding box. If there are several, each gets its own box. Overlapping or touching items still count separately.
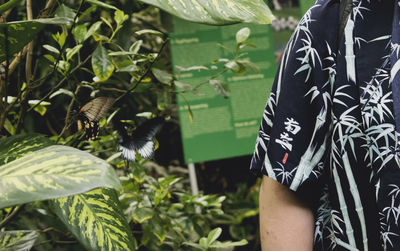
[250,0,339,203]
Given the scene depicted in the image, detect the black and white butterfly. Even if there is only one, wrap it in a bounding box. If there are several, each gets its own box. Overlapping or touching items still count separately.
[116,117,164,162]
[77,97,115,140]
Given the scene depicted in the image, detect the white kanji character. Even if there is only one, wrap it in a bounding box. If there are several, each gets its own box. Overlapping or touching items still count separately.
[284,118,301,135]
[275,132,293,151]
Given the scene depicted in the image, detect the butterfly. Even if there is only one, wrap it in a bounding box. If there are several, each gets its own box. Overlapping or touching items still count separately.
[116,117,165,162]
[77,97,115,140]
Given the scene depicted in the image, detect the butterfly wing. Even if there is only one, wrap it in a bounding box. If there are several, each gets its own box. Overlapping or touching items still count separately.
[134,137,155,159]
[80,97,115,122]
[82,118,99,141]
[117,117,164,161]
[131,117,164,159]
[78,97,115,140]
[119,141,137,162]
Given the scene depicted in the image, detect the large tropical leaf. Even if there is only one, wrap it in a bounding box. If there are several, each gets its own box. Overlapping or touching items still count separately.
[51,188,137,251]
[0,134,121,209]
[137,0,274,25]
[0,133,53,165]
[0,17,71,62]
[0,230,39,251]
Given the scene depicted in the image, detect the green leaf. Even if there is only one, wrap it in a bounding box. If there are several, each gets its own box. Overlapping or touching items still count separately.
[0,230,39,251]
[0,18,71,62]
[175,65,208,72]
[87,0,119,10]
[157,89,172,111]
[101,17,113,30]
[199,237,208,248]
[43,44,60,54]
[236,59,259,73]
[174,81,194,91]
[132,207,153,223]
[225,60,246,75]
[49,88,74,99]
[150,217,166,243]
[236,27,250,44]
[108,51,136,56]
[135,29,163,37]
[52,30,67,48]
[33,104,47,116]
[114,10,128,26]
[92,45,115,81]
[137,0,274,25]
[4,118,15,135]
[44,54,56,63]
[129,40,143,54]
[55,4,76,19]
[72,24,88,44]
[0,135,121,208]
[51,188,137,250]
[85,21,102,41]
[66,44,83,61]
[116,64,139,72]
[182,242,203,249]
[206,227,222,245]
[224,60,239,72]
[209,239,248,248]
[0,134,53,165]
[209,79,230,98]
[152,68,172,84]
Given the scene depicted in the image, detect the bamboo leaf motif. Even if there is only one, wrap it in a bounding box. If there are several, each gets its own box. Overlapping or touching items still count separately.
[137,0,274,25]
[0,230,39,251]
[0,134,121,209]
[51,188,137,251]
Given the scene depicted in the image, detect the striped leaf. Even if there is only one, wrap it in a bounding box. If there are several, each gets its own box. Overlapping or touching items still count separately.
[0,133,53,165]
[51,188,137,251]
[0,230,39,251]
[0,134,121,209]
[137,0,274,25]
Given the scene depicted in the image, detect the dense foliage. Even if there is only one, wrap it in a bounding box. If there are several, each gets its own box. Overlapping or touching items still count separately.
[0,0,272,250]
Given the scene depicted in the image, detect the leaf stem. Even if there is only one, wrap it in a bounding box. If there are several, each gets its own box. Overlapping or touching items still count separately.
[115,37,169,103]
[0,205,22,228]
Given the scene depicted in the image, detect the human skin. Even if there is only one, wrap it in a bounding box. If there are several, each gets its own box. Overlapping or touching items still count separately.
[259,176,314,251]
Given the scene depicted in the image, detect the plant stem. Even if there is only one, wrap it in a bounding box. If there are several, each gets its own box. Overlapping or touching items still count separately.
[0,0,19,15]
[115,37,169,103]
[15,0,34,133]
[28,54,92,112]
[56,85,81,142]
[0,205,22,228]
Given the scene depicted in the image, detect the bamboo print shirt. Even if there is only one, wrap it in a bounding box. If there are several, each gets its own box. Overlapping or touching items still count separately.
[250,0,400,250]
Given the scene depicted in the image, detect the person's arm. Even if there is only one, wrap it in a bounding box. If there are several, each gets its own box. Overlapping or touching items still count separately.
[259,176,315,251]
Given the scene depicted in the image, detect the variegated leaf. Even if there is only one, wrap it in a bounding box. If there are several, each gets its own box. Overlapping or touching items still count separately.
[0,134,53,165]
[51,188,137,251]
[0,230,39,251]
[92,45,115,81]
[0,142,121,209]
[137,0,274,25]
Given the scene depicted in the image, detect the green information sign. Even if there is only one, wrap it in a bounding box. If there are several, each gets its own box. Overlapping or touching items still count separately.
[300,0,315,15]
[170,18,276,163]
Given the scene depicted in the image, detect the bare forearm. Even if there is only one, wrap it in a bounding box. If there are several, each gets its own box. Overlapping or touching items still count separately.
[259,176,314,251]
